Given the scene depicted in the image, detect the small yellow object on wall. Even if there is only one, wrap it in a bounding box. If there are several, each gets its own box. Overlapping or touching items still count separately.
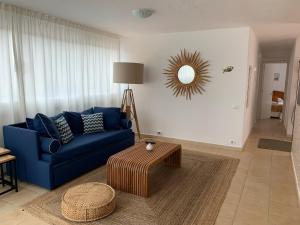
[222,65,234,73]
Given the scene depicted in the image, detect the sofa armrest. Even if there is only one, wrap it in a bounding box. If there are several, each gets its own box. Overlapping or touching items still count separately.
[3,125,40,160]
[3,125,52,188]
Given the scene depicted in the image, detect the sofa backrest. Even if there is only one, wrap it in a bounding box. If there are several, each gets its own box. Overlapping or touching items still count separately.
[8,122,28,129]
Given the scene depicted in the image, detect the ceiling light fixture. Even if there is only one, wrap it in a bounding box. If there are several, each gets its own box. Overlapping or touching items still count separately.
[132,8,154,19]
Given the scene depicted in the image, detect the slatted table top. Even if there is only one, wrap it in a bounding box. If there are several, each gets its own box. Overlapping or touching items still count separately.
[0,155,16,164]
[108,142,181,167]
[0,147,10,156]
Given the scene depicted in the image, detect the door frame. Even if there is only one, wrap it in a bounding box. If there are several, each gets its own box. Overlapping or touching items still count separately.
[256,60,289,121]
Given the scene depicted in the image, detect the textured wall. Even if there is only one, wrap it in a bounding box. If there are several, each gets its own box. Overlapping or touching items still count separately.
[292,105,300,196]
[243,28,260,143]
[291,38,300,197]
[284,39,300,135]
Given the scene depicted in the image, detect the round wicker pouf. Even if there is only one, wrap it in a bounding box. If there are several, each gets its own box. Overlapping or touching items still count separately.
[61,182,116,222]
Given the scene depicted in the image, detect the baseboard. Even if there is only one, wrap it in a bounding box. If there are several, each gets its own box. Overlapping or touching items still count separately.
[138,133,243,152]
[291,153,300,203]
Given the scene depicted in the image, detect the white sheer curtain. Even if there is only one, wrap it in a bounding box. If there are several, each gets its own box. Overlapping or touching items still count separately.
[0,3,121,136]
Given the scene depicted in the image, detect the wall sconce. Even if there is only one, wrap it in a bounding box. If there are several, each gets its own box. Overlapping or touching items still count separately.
[222,65,234,74]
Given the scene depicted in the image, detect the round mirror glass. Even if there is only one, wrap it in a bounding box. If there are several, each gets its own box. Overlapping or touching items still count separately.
[178,65,195,84]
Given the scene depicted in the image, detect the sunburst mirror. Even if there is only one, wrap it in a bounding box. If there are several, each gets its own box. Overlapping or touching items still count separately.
[163,49,210,100]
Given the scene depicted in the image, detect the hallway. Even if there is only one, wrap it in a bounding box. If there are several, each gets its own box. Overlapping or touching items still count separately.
[252,119,291,141]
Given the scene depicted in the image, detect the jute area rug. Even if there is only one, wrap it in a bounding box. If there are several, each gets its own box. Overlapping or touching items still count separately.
[24,150,239,225]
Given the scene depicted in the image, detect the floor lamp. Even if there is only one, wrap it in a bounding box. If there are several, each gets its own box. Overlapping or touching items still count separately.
[113,62,144,140]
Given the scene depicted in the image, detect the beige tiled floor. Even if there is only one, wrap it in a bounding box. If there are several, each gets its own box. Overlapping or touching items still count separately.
[215,119,299,225]
[0,119,299,225]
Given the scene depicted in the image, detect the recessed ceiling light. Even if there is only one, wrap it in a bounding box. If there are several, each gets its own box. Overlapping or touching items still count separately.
[132,8,154,19]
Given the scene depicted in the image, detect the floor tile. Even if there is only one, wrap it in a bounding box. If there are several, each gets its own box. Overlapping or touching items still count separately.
[228,180,245,195]
[270,183,298,197]
[270,191,299,207]
[214,215,233,225]
[269,213,300,225]
[269,201,300,220]
[1,188,42,207]
[224,191,241,205]
[244,175,270,191]
[217,202,238,220]
[0,200,18,215]
[233,205,268,225]
[1,209,47,225]
[239,186,269,208]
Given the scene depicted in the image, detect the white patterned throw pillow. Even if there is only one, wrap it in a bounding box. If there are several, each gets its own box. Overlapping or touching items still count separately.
[54,116,74,144]
[81,113,104,134]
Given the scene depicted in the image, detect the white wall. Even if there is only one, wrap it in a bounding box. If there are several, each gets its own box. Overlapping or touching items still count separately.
[284,49,294,132]
[243,28,260,142]
[261,49,291,63]
[285,39,300,135]
[121,27,251,148]
[291,38,300,198]
[292,105,300,198]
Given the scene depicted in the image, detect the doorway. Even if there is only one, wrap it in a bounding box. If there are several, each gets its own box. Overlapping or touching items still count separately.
[260,63,288,120]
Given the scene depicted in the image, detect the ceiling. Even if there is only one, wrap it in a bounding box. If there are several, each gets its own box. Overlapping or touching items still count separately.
[5,0,300,57]
[254,23,300,59]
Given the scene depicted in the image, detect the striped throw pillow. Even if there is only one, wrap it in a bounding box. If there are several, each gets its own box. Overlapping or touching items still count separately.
[81,113,104,134]
[54,116,74,144]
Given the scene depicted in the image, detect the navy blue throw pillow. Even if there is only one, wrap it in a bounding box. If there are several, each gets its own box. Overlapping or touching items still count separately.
[120,118,132,129]
[63,108,93,134]
[33,113,61,140]
[26,118,35,130]
[39,137,61,154]
[93,107,121,130]
[82,107,94,115]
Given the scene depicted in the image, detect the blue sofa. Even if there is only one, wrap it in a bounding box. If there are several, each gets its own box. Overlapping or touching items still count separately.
[3,107,135,190]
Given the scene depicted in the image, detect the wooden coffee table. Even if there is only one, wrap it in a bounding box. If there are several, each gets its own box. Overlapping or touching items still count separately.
[107,142,181,197]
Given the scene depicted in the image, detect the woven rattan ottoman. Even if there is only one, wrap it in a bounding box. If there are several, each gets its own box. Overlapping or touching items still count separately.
[61,182,116,222]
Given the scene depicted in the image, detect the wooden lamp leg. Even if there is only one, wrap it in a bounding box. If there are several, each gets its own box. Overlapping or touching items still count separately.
[120,90,126,117]
[130,90,141,140]
[120,88,141,141]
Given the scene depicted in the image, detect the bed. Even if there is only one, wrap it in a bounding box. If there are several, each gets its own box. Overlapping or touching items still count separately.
[271,91,284,118]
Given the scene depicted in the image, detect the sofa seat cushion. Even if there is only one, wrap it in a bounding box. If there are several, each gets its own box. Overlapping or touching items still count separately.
[40,129,133,164]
